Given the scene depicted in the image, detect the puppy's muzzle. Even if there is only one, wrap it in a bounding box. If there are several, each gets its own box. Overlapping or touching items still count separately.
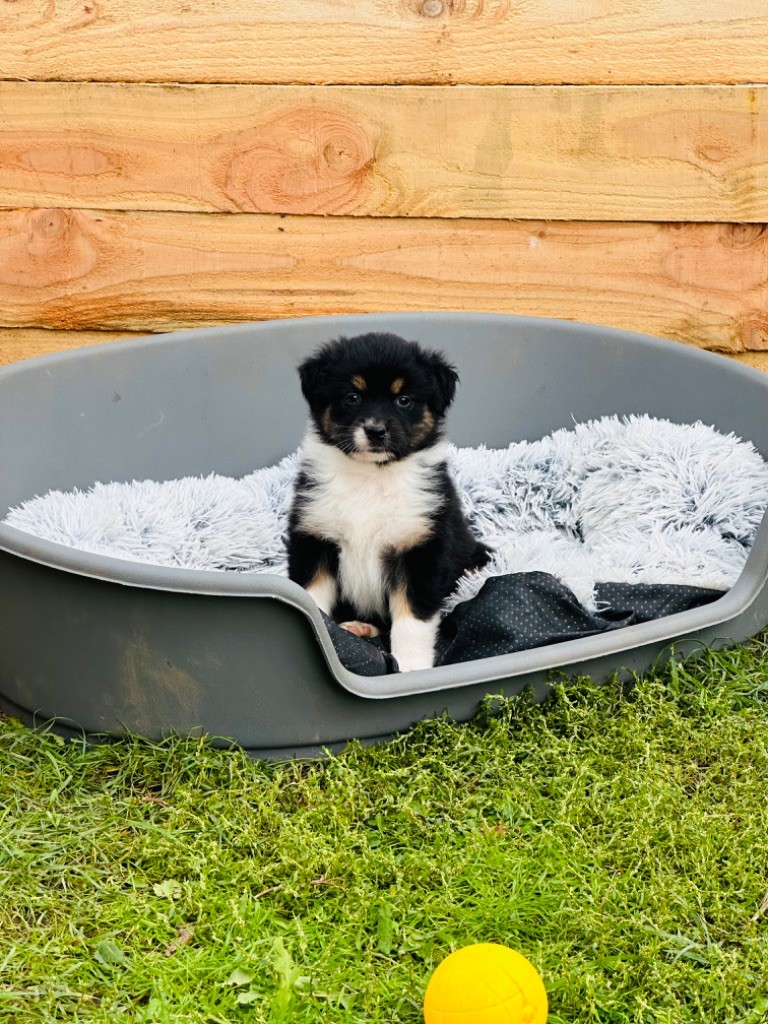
[352,419,393,462]
[363,422,387,446]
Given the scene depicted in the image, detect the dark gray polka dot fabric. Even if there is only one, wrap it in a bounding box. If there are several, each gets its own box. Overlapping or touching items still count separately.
[322,572,724,676]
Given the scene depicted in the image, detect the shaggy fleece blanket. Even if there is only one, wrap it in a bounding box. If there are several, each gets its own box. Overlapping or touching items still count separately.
[6,416,768,614]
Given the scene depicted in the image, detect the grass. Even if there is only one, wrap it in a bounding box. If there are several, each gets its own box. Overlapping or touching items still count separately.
[2,641,768,1024]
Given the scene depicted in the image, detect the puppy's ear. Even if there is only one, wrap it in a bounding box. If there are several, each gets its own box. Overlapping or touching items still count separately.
[298,353,328,404]
[423,350,459,415]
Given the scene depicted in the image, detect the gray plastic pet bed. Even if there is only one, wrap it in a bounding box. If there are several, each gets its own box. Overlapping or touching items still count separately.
[1,313,767,758]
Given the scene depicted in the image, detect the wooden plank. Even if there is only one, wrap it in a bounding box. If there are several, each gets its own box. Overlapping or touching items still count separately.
[2,1,767,86]
[2,84,767,222]
[0,210,765,351]
[733,352,768,372]
[0,328,136,366]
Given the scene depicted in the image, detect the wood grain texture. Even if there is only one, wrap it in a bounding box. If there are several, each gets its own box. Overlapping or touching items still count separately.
[1,210,765,350]
[733,352,768,372]
[0,328,135,366]
[2,84,767,221]
[2,1,767,85]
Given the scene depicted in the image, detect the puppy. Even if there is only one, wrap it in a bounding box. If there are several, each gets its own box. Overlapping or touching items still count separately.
[287,332,489,672]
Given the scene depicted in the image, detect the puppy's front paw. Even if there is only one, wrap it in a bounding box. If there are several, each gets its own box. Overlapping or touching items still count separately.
[393,651,435,673]
[339,621,381,639]
[390,615,438,673]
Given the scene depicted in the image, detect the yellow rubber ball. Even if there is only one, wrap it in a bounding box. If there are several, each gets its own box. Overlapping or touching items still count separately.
[423,943,548,1024]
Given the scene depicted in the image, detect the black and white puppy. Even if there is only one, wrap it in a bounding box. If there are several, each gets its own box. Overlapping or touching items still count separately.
[287,332,489,672]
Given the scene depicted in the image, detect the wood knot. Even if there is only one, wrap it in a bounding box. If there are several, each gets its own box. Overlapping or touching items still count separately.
[4,209,97,290]
[719,224,766,250]
[322,138,364,173]
[403,0,508,20]
[223,106,378,214]
[740,313,768,350]
[28,208,75,244]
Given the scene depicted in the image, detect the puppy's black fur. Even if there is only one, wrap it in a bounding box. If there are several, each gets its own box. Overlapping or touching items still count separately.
[287,332,489,670]
[297,332,458,459]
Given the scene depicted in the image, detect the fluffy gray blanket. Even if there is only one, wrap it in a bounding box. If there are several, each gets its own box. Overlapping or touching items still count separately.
[7,416,768,613]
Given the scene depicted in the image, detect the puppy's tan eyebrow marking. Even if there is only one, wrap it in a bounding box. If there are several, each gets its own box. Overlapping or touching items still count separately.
[391,377,405,395]
[351,375,367,391]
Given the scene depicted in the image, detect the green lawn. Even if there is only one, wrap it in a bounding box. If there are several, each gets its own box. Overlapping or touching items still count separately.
[2,640,768,1024]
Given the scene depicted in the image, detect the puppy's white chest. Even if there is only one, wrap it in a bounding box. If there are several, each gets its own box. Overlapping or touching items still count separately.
[300,447,438,615]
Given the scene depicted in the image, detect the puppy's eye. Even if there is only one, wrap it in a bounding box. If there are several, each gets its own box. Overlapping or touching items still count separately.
[395,395,413,408]
[344,392,361,406]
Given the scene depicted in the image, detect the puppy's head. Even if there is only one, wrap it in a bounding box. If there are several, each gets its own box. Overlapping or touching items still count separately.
[298,333,458,463]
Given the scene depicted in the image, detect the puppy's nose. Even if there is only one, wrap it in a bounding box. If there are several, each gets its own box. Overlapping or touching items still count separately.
[364,423,387,443]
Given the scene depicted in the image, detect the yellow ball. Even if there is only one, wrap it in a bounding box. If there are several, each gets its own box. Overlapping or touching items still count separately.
[423,943,548,1024]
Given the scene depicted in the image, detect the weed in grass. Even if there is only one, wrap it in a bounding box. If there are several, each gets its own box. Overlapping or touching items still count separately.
[1,638,768,1022]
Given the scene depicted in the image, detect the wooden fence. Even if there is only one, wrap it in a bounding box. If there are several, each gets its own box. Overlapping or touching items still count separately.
[1,2,767,372]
